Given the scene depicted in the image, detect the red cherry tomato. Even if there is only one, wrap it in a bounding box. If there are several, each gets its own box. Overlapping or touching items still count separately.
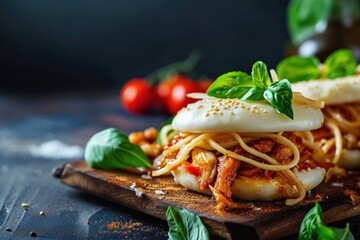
[155,77,177,102]
[155,74,199,114]
[198,79,214,93]
[154,77,177,113]
[166,76,200,115]
[120,78,153,114]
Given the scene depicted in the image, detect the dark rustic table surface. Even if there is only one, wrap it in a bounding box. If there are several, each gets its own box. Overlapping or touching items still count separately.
[1,90,359,240]
[0,90,170,239]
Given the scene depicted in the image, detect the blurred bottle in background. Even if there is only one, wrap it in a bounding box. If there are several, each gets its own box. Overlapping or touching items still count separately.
[286,0,360,61]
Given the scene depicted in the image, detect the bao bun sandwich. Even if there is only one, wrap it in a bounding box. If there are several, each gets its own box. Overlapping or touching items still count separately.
[279,49,360,169]
[292,75,360,169]
[152,61,329,209]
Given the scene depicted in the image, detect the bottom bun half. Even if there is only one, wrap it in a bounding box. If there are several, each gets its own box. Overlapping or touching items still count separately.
[339,149,360,169]
[172,163,326,201]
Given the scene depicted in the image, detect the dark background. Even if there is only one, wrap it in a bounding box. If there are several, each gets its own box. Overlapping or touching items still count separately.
[0,0,289,94]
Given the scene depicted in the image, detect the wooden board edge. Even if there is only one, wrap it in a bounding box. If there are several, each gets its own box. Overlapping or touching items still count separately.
[59,162,239,240]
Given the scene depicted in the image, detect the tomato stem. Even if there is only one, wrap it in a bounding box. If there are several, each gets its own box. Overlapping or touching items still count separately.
[145,50,201,85]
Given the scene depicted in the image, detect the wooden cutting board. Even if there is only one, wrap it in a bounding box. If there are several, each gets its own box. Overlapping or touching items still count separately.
[53,161,360,240]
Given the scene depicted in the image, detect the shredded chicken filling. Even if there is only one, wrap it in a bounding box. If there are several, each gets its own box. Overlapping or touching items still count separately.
[158,132,328,208]
[312,102,360,163]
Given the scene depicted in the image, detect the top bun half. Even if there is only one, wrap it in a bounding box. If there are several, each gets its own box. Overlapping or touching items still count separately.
[173,98,324,133]
[291,75,360,105]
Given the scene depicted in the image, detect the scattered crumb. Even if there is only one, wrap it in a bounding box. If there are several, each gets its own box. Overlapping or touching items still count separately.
[154,190,166,195]
[331,182,344,187]
[130,182,145,198]
[21,203,29,208]
[141,174,152,180]
[39,211,45,216]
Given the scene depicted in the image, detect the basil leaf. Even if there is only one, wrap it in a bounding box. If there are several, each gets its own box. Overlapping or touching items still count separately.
[251,61,271,88]
[224,85,253,98]
[85,128,152,169]
[331,224,355,240]
[206,71,253,98]
[287,0,333,44]
[241,87,265,101]
[167,206,209,240]
[252,61,271,88]
[299,203,324,240]
[324,49,357,79]
[299,203,355,240]
[317,225,338,240]
[264,80,293,119]
[207,62,294,119]
[316,224,355,240]
[276,56,321,83]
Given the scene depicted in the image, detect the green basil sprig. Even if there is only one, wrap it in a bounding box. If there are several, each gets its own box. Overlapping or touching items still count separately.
[324,49,358,79]
[206,71,253,98]
[207,61,294,119]
[277,49,357,83]
[299,203,354,240]
[84,128,152,169]
[263,80,293,120]
[287,0,333,45]
[167,206,209,240]
[276,56,321,83]
[145,50,201,85]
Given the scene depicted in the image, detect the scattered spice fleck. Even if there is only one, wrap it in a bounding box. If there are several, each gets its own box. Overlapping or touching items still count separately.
[30,231,37,237]
[5,227,11,232]
[315,193,325,200]
[123,221,142,229]
[107,220,144,234]
[108,221,121,230]
[344,189,360,206]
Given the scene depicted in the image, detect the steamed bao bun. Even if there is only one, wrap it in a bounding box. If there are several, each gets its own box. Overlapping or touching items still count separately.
[292,75,360,169]
[171,97,326,201]
[172,163,326,201]
[291,75,360,105]
[173,98,324,133]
